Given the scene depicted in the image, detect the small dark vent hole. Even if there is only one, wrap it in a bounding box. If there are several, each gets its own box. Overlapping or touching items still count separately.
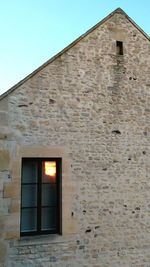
[112,130,121,135]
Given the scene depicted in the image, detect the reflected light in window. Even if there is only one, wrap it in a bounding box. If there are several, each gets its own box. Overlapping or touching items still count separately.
[44,161,56,177]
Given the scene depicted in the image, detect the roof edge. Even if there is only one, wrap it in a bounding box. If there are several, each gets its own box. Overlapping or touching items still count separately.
[0,7,149,101]
[112,8,150,40]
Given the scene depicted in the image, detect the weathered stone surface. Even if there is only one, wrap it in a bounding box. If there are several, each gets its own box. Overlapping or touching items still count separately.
[0,8,150,267]
[0,213,5,231]
[4,231,20,240]
[0,212,7,267]
[10,200,20,213]
[0,97,8,111]
[3,183,19,198]
[0,150,10,171]
[0,241,7,265]
[0,111,8,126]
[0,127,8,140]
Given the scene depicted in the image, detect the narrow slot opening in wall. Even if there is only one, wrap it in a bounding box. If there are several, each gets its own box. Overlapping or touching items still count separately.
[116,41,123,55]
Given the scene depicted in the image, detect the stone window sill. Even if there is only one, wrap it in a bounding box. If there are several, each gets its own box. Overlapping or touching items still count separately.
[13,233,76,246]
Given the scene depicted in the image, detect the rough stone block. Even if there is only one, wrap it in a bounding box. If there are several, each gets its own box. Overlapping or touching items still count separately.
[0,111,8,126]
[0,241,7,264]
[4,231,19,240]
[0,212,5,230]
[0,150,10,171]
[0,97,8,111]
[11,200,20,213]
[3,183,20,198]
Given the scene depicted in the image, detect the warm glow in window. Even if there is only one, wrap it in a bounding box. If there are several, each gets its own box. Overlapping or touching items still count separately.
[44,161,56,177]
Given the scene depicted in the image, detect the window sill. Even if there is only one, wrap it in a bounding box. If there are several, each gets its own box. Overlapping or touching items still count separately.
[13,233,76,246]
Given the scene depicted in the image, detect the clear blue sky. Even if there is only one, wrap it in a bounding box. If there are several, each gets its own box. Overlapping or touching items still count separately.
[0,0,149,95]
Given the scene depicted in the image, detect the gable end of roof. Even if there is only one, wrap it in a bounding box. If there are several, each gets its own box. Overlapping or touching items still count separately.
[0,7,149,101]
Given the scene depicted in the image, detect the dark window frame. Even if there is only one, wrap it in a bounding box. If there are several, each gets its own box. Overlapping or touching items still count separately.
[20,157,62,236]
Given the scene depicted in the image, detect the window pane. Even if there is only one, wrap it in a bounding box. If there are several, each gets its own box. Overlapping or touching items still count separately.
[21,208,37,232]
[42,161,56,183]
[41,207,56,230]
[22,161,37,183]
[42,184,56,206]
[22,184,37,207]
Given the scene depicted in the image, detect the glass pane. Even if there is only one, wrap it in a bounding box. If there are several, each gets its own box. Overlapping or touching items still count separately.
[41,207,56,230]
[22,160,37,183]
[42,161,56,183]
[21,208,37,232]
[42,184,56,206]
[22,184,37,207]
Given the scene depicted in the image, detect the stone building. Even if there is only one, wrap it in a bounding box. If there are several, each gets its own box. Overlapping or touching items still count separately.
[0,8,150,267]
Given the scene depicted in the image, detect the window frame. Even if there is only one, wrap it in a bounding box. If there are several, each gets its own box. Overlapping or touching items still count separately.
[20,157,62,236]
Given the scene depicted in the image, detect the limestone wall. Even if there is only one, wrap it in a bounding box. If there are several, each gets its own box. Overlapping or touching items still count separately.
[0,10,150,267]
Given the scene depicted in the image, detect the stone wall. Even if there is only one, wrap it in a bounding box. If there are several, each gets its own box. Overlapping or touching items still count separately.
[0,9,150,267]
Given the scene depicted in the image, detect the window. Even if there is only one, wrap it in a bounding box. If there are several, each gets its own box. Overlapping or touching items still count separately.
[20,158,62,236]
[116,41,123,55]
